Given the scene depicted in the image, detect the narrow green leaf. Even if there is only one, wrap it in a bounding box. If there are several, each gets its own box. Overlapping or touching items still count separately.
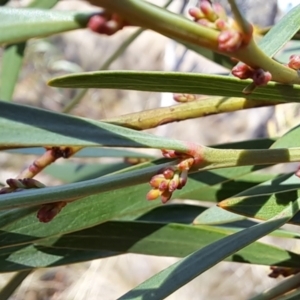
[0,8,93,45]
[178,171,278,201]
[271,123,300,148]
[44,161,131,183]
[193,206,246,225]
[212,138,276,150]
[0,220,300,272]
[0,101,186,149]
[39,221,300,268]
[119,198,300,300]
[0,42,26,101]
[218,173,300,221]
[258,4,300,57]
[4,147,154,158]
[48,71,300,103]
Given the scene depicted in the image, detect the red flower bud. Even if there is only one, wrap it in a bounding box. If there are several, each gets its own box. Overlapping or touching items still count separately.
[146,189,161,201]
[218,30,242,52]
[37,202,66,223]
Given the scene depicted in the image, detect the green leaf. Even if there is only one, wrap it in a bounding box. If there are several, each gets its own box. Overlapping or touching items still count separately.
[218,173,300,222]
[0,185,156,248]
[119,198,300,300]
[0,42,26,101]
[39,221,300,267]
[44,161,131,183]
[178,171,278,202]
[0,101,186,149]
[193,206,246,225]
[271,123,300,148]
[0,7,93,45]
[48,71,300,103]
[1,220,300,272]
[258,4,300,57]
[4,147,154,158]
[211,138,276,150]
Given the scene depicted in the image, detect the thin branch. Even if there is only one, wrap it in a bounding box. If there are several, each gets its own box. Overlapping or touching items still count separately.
[104,96,278,130]
[88,0,300,84]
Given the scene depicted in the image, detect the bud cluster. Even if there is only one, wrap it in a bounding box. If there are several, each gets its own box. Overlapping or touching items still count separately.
[0,178,45,194]
[147,149,196,203]
[232,63,272,86]
[188,0,245,52]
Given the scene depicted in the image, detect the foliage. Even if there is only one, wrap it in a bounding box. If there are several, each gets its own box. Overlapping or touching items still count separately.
[1,0,300,299]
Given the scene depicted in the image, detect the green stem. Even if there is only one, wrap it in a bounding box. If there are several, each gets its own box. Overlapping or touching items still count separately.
[104,96,277,130]
[93,0,300,84]
[249,272,300,300]
[0,271,32,300]
[93,0,219,49]
[1,146,300,210]
[199,147,300,171]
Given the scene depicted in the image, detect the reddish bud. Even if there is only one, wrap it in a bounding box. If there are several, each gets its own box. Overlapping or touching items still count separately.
[252,69,272,86]
[213,3,227,20]
[161,190,172,203]
[200,0,218,22]
[21,178,45,189]
[162,168,175,179]
[162,149,178,159]
[173,93,196,103]
[269,266,300,278]
[288,55,300,70]
[146,189,161,201]
[88,15,107,33]
[188,7,205,20]
[168,174,180,192]
[149,174,166,188]
[158,180,169,191]
[218,30,243,52]
[6,179,25,189]
[178,158,194,171]
[178,170,188,189]
[37,202,67,223]
[87,14,125,36]
[232,63,254,79]
[197,19,216,29]
[215,19,227,31]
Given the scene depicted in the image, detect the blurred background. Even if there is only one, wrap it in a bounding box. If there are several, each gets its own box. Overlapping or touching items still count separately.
[1,0,300,299]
